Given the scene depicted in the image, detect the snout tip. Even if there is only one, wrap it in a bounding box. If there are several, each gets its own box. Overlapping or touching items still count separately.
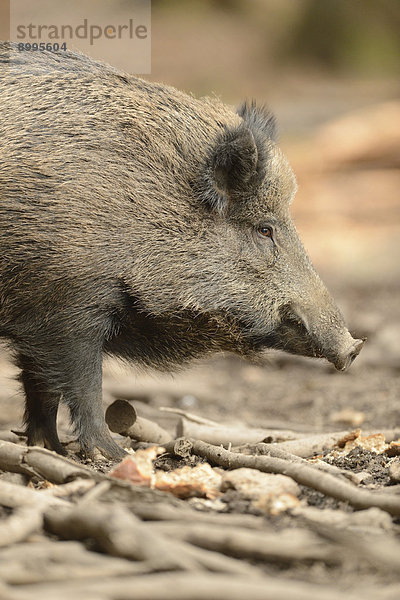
[334,338,365,371]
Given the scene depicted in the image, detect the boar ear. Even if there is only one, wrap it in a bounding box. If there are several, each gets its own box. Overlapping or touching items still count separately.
[198,104,274,213]
[212,125,259,199]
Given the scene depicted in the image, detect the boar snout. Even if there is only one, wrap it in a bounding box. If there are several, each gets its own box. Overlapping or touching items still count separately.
[332,336,365,371]
[286,303,365,371]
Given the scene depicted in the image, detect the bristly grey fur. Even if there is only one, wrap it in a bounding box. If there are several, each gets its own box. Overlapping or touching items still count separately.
[0,42,361,459]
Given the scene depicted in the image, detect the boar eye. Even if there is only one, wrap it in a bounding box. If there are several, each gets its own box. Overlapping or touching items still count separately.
[257,226,273,239]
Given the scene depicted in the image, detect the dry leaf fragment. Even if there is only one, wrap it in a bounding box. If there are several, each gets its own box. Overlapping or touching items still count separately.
[155,463,222,499]
[109,446,164,486]
[335,431,388,455]
[336,429,361,448]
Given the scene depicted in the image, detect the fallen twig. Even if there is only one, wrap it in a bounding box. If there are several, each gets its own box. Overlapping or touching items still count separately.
[189,440,400,516]
[160,407,228,426]
[0,571,378,600]
[0,431,20,443]
[147,521,342,565]
[132,502,264,528]
[0,441,104,484]
[177,418,305,446]
[0,480,67,510]
[302,516,400,573]
[44,502,206,571]
[0,505,43,548]
[258,431,353,457]
[241,443,365,484]
[106,399,171,444]
[0,540,143,585]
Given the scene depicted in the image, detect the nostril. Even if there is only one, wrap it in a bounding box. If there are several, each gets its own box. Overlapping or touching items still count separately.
[345,338,365,368]
[348,351,358,365]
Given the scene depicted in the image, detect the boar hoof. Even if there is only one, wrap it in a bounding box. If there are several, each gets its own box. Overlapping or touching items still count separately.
[79,431,126,460]
[26,425,68,456]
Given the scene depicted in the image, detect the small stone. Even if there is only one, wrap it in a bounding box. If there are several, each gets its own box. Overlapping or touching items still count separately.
[389,457,400,483]
[330,408,365,427]
[221,468,300,499]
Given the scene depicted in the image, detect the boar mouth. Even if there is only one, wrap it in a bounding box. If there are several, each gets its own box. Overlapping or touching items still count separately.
[239,312,364,371]
[244,316,321,359]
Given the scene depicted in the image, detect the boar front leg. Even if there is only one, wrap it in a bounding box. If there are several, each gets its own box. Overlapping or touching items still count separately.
[63,339,126,459]
[19,339,125,459]
[19,355,65,455]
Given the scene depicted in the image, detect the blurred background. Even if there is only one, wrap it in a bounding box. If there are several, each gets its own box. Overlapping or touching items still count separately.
[148,0,400,286]
[1,0,399,438]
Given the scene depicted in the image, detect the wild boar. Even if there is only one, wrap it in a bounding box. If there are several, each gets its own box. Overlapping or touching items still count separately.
[0,43,364,458]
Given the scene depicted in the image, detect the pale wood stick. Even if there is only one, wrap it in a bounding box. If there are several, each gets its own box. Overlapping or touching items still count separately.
[3,572,373,600]
[190,440,400,516]
[0,540,144,585]
[177,419,306,446]
[106,399,171,444]
[0,480,67,509]
[0,441,104,483]
[0,505,43,548]
[146,522,342,565]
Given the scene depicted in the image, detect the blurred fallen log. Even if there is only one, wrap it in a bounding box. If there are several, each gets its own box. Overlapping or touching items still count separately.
[0,540,142,585]
[0,431,20,443]
[167,542,263,577]
[0,480,67,510]
[0,441,103,484]
[45,502,200,571]
[105,399,171,444]
[0,480,69,552]
[2,571,374,600]
[132,502,265,528]
[147,522,342,565]
[190,440,400,516]
[44,501,261,576]
[0,505,43,548]
[42,478,96,499]
[304,518,400,573]
[293,505,393,533]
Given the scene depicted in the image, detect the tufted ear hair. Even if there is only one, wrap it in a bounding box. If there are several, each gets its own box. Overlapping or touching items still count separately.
[237,100,277,142]
[198,101,276,213]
